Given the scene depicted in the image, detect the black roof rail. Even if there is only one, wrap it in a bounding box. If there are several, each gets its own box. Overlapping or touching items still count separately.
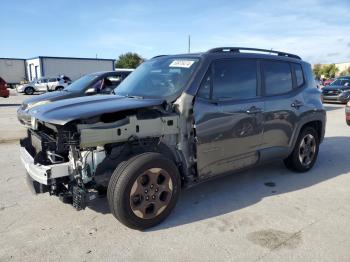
[207,47,301,60]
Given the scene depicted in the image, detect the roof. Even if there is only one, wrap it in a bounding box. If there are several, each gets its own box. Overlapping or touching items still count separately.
[0,57,26,60]
[89,70,133,75]
[115,68,134,72]
[151,47,303,62]
[26,56,115,61]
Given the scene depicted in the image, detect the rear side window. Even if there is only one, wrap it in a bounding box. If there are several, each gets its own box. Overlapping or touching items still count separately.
[293,63,304,87]
[263,61,292,95]
[211,59,257,100]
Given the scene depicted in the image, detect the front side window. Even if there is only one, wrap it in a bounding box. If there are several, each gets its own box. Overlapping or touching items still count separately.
[115,57,199,99]
[64,74,99,92]
[49,78,57,82]
[38,78,48,84]
[197,72,211,99]
[200,59,257,100]
[263,61,292,95]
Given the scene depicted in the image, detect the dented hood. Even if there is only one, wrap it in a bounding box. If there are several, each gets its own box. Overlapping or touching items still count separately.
[28,95,164,125]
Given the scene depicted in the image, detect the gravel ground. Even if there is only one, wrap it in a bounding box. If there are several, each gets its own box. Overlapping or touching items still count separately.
[0,94,349,262]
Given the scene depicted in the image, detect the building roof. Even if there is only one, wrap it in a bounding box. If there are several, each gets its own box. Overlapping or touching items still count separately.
[0,57,26,60]
[26,56,115,61]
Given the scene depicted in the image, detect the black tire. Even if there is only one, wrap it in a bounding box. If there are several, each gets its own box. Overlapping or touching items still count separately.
[347,120,350,126]
[24,86,34,95]
[56,86,64,91]
[284,127,319,172]
[107,152,181,230]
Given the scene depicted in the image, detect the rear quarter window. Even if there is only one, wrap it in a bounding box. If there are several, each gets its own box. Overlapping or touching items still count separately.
[293,63,305,87]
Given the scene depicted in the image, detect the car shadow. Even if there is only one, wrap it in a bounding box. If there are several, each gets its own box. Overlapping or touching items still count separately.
[323,105,344,111]
[0,104,22,107]
[87,136,350,230]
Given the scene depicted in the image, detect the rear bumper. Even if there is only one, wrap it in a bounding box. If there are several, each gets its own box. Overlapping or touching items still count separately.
[346,106,350,121]
[20,146,70,185]
[0,89,9,98]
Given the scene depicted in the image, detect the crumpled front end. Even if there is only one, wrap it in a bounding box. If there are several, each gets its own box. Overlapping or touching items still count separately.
[19,107,183,210]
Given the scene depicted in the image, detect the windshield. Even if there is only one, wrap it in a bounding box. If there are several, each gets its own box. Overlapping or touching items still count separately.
[115,57,199,99]
[330,79,342,86]
[64,74,99,92]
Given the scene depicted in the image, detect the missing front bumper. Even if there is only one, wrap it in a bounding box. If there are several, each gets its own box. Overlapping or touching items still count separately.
[20,146,70,185]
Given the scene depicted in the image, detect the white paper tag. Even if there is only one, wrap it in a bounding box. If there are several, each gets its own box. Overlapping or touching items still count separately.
[169,60,195,68]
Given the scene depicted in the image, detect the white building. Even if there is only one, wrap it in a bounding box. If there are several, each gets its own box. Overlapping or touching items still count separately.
[0,58,27,86]
[26,56,115,81]
[1,56,116,87]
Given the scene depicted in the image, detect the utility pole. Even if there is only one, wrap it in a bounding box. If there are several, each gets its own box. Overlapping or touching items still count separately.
[188,35,191,53]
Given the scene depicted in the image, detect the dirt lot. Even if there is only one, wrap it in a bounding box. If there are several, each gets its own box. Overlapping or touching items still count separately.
[0,91,350,262]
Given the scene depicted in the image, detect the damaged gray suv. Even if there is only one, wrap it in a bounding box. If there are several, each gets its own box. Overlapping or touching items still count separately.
[19,47,326,229]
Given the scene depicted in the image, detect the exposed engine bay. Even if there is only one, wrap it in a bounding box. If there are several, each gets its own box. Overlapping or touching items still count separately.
[20,93,196,210]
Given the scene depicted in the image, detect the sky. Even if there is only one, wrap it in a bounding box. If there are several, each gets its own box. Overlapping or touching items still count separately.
[1,0,349,64]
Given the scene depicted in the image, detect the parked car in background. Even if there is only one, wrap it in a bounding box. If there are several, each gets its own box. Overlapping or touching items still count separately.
[321,76,350,103]
[346,101,350,126]
[17,70,133,126]
[19,47,325,229]
[16,76,72,95]
[323,78,334,86]
[0,77,10,98]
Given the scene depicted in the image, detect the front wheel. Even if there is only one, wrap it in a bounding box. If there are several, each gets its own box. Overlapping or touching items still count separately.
[107,152,181,230]
[55,86,64,91]
[284,127,319,172]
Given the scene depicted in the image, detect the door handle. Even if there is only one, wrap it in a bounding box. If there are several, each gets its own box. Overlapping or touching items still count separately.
[246,106,262,114]
[291,100,304,109]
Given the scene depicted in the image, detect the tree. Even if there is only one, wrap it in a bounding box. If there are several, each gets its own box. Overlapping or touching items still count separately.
[313,64,322,78]
[115,52,144,69]
[320,64,338,78]
[339,66,350,76]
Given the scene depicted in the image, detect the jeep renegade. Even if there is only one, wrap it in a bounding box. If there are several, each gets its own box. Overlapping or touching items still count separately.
[19,47,326,229]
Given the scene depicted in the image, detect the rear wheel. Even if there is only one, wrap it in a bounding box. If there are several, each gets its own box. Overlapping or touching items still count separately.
[107,152,181,230]
[346,120,350,126]
[24,86,34,95]
[284,127,319,172]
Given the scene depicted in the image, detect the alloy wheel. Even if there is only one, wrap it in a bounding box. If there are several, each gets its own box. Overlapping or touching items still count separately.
[129,168,173,219]
[298,134,316,166]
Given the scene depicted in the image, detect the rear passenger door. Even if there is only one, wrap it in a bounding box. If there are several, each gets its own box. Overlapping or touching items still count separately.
[194,58,264,179]
[261,60,304,152]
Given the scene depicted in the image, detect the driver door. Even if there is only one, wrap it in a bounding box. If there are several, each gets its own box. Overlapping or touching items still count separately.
[194,58,264,179]
[36,78,48,91]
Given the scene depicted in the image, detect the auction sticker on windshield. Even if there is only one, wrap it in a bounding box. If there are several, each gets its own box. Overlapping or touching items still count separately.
[169,60,195,68]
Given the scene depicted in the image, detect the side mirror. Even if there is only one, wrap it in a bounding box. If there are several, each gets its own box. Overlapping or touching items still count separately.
[85,87,96,95]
